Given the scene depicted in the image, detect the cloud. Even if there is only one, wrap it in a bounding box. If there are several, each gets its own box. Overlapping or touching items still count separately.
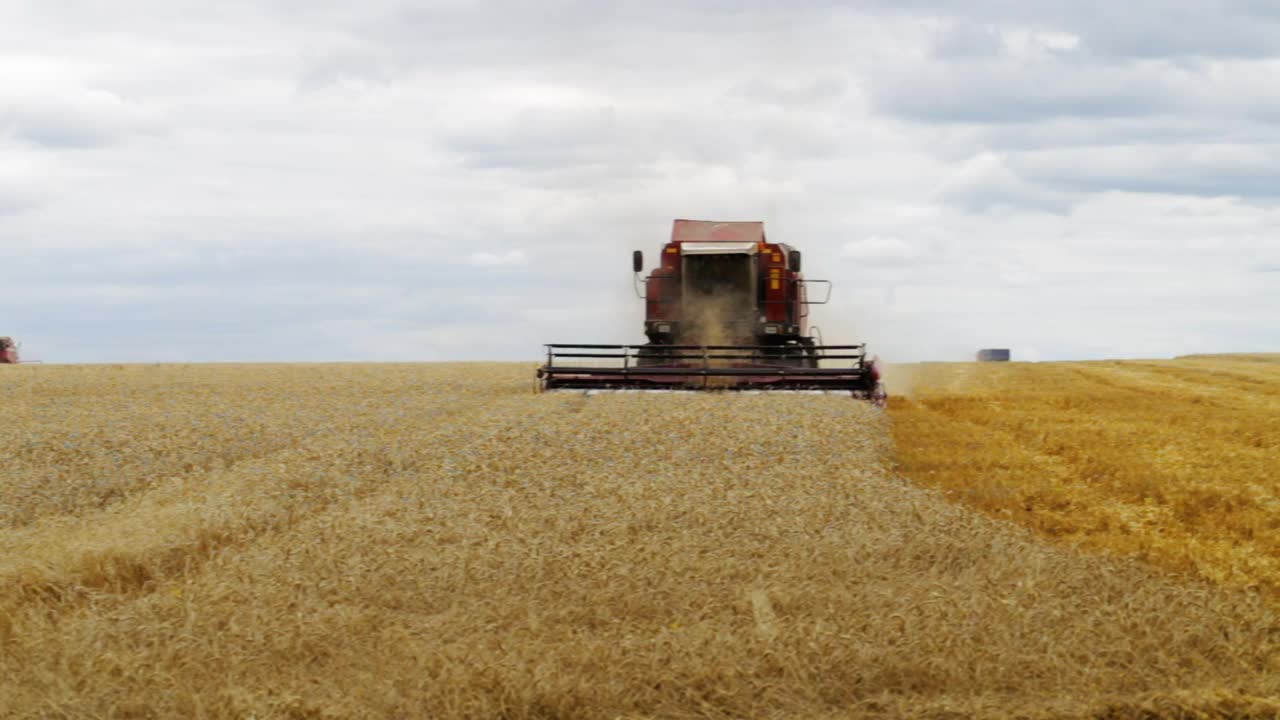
[729,75,849,107]
[1064,3,1280,60]
[0,86,159,149]
[930,21,1081,60]
[442,104,619,171]
[840,236,922,265]
[935,152,1073,212]
[871,58,1180,124]
[869,1,1280,60]
[1011,143,1280,199]
[466,249,529,267]
[0,141,53,215]
[0,183,38,216]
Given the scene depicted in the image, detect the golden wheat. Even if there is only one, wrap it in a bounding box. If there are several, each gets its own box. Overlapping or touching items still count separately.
[0,362,1276,719]
[888,354,1280,598]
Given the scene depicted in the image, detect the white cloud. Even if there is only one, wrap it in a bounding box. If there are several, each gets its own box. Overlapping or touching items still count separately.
[0,87,160,148]
[935,152,1072,212]
[840,236,922,264]
[466,249,528,267]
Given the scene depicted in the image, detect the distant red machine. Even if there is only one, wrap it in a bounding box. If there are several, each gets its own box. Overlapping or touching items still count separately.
[0,337,18,364]
[538,219,885,402]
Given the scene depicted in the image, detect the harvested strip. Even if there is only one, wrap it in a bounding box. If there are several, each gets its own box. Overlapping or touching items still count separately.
[889,356,1280,596]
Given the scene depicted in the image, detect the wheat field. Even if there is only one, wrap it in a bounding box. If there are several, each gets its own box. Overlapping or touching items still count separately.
[888,354,1280,598]
[1,362,1277,719]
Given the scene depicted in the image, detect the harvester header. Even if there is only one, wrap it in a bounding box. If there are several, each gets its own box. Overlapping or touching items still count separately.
[538,219,885,403]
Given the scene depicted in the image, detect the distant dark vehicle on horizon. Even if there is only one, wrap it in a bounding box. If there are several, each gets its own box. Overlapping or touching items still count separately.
[977,348,1011,362]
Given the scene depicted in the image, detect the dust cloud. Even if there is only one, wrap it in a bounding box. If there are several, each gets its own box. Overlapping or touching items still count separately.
[804,301,974,399]
[680,292,752,347]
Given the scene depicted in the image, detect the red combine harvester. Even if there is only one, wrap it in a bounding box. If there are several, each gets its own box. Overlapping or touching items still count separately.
[538,219,885,403]
[0,337,19,364]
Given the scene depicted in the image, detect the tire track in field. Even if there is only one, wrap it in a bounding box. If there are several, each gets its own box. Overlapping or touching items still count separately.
[891,392,1138,538]
[1074,362,1280,410]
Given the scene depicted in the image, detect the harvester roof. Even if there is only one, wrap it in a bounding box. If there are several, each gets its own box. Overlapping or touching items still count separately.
[671,219,766,244]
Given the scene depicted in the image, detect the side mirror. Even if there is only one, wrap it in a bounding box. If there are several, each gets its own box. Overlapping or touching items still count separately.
[633,250,644,273]
[788,250,801,273]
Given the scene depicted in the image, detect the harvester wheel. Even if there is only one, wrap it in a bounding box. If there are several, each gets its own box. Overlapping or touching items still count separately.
[799,338,820,369]
[762,345,806,368]
[871,382,888,408]
[636,344,672,368]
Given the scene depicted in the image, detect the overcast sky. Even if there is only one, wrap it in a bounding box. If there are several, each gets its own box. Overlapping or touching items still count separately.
[3,1,1278,363]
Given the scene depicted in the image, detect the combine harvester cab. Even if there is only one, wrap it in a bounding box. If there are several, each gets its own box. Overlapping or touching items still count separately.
[538,219,886,404]
[0,337,18,364]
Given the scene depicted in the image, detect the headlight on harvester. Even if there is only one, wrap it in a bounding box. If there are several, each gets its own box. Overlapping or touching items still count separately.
[763,325,779,334]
